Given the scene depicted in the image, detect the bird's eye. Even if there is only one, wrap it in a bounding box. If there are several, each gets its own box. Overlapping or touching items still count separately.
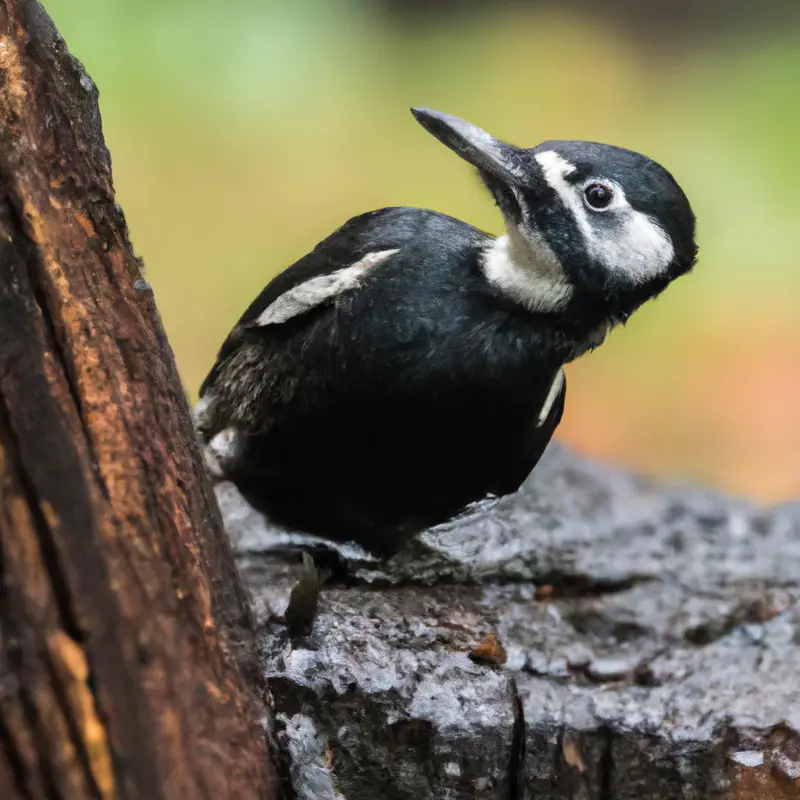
[584,183,614,211]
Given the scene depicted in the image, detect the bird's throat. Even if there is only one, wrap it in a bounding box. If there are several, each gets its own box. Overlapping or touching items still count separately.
[481,230,574,314]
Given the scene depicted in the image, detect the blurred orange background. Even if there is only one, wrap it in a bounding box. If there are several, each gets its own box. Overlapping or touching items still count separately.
[48,0,800,502]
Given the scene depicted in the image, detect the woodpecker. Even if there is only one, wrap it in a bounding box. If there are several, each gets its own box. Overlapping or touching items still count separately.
[196,108,697,556]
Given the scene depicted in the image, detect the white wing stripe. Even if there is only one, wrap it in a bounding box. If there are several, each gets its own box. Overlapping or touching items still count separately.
[255,248,400,326]
[537,368,565,427]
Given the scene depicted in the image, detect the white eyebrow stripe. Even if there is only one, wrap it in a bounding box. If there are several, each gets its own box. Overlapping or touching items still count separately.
[535,150,595,244]
[536,150,577,179]
[537,368,565,426]
[255,248,399,326]
[534,150,675,282]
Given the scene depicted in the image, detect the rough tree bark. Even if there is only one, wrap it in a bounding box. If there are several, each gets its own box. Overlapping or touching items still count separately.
[0,2,279,798]
[221,445,800,800]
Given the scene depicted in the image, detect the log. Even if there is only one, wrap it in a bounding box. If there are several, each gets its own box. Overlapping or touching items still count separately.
[221,444,800,800]
[0,2,279,798]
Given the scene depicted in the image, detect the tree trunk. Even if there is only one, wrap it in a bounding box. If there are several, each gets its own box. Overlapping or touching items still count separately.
[0,2,279,798]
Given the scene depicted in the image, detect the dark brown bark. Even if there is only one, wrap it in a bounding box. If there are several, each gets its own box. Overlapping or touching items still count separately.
[0,2,279,798]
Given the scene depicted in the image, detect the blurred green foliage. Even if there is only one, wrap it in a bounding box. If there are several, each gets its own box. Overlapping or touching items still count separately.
[45,0,800,500]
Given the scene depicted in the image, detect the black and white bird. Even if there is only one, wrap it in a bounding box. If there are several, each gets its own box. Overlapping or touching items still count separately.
[196,108,697,555]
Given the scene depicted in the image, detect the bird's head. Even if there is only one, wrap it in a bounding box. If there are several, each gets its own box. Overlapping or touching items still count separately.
[412,107,697,333]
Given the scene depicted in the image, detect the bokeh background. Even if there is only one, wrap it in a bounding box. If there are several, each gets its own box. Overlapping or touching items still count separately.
[47,0,799,502]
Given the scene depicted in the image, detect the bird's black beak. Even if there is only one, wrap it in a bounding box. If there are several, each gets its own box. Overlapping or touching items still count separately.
[411,108,523,186]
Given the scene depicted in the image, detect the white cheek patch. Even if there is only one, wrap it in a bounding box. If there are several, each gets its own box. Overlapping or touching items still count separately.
[610,210,675,281]
[255,248,399,326]
[481,226,573,313]
[534,150,675,283]
[537,368,564,427]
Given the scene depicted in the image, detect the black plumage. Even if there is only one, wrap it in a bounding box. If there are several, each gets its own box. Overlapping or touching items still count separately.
[197,108,697,555]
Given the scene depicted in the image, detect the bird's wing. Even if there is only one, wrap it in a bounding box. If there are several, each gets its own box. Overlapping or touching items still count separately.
[196,207,492,443]
[201,206,490,385]
[196,207,468,440]
[198,209,411,396]
[239,210,408,322]
[207,207,463,376]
